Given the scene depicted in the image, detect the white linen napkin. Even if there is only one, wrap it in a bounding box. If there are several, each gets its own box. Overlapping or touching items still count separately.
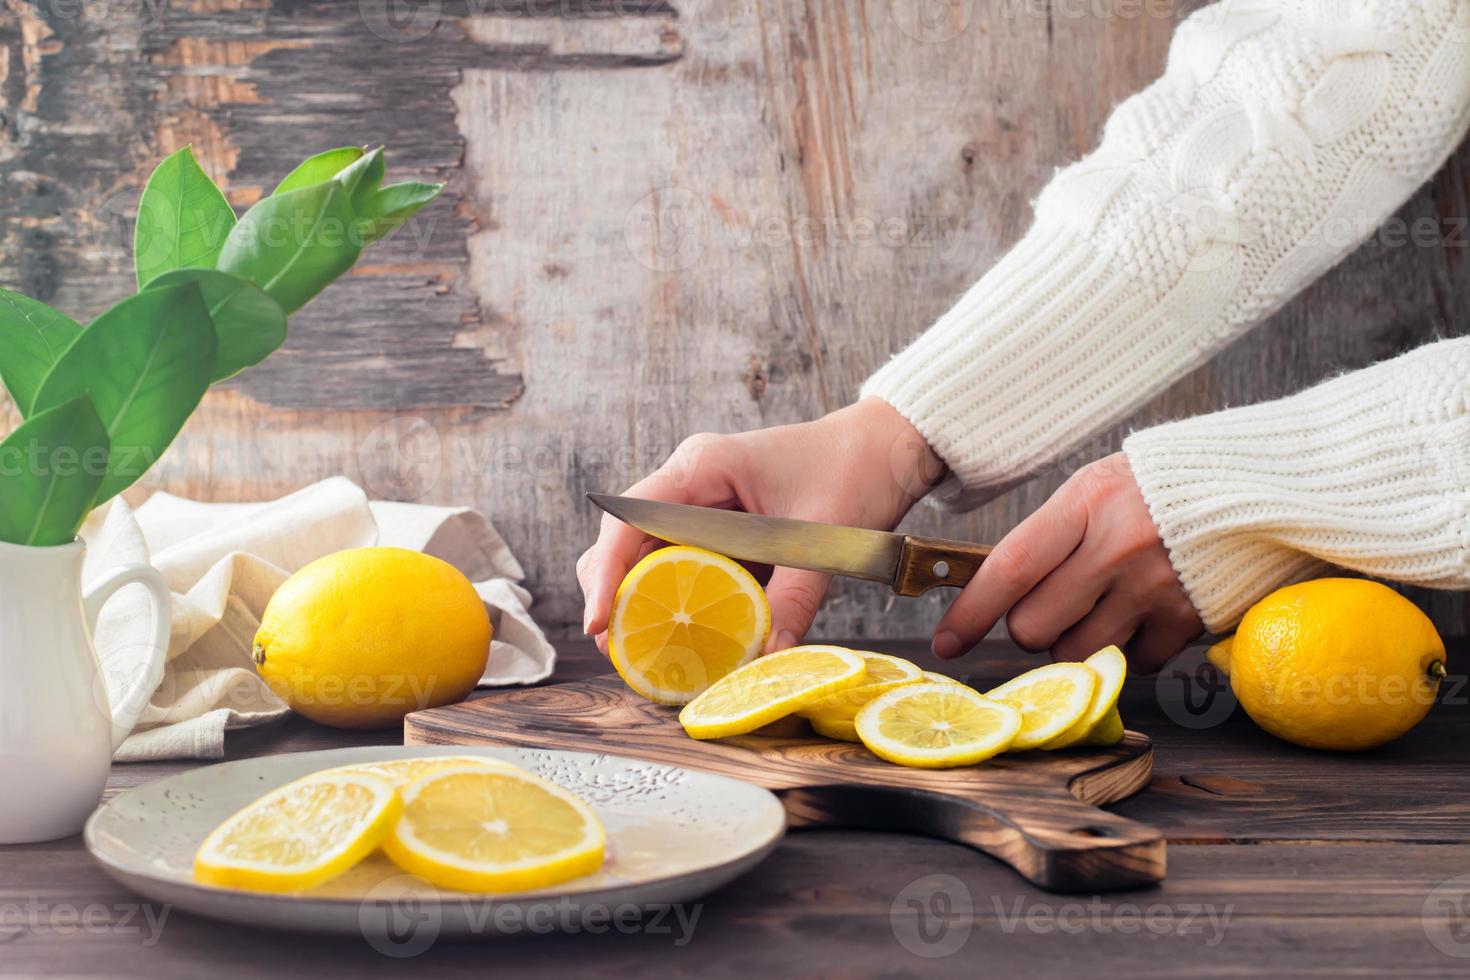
[80,477,556,762]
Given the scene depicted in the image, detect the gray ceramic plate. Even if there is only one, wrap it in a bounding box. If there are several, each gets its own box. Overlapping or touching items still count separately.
[85,746,786,941]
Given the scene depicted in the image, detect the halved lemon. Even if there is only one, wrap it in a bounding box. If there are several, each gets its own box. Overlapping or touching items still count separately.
[809,715,861,742]
[798,652,922,721]
[382,765,606,893]
[334,754,522,787]
[679,645,866,739]
[854,683,1022,768]
[194,771,402,892]
[607,546,770,705]
[1043,646,1127,749]
[985,662,1096,751]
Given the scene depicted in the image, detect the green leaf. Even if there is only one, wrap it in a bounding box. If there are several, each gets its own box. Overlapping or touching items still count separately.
[0,396,109,546]
[215,181,363,313]
[333,145,385,209]
[31,281,218,505]
[0,290,83,414]
[145,269,288,382]
[358,181,444,244]
[134,146,237,289]
[273,147,365,197]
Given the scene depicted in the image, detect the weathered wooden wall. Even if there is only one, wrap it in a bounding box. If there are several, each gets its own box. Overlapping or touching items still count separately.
[1,0,1466,638]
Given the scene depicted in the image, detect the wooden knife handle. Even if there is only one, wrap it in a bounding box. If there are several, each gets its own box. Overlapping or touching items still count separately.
[893,535,992,596]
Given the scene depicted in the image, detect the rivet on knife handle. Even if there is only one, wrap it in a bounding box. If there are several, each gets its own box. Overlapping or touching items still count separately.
[893,536,992,596]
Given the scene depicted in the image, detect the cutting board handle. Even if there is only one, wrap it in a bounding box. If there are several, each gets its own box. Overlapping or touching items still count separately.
[780,782,1165,892]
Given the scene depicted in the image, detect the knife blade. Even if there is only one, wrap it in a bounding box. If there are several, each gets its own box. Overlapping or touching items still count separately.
[587,493,993,596]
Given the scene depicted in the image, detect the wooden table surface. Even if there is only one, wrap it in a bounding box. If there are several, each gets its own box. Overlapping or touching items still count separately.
[6,638,1470,978]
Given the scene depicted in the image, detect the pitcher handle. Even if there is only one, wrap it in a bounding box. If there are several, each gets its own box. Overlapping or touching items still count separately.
[84,564,172,753]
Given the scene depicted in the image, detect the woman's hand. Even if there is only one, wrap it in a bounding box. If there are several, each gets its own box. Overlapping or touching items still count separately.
[932,452,1202,672]
[578,398,942,655]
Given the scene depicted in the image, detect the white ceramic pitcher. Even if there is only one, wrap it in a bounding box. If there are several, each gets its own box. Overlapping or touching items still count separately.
[0,539,170,844]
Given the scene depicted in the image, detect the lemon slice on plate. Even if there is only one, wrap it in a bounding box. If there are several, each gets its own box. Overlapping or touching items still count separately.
[985,662,1096,751]
[194,771,402,892]
[854,683,1022,768]
[333,755,523,787]
[608,546,770,705]
[382,765,606,893]
[1042,646,1128,749]
[809,715,861,742]
[679,645,866,739]
[799,651,922,721]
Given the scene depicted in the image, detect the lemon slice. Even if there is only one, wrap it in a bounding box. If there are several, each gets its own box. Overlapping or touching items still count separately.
[809,715,861,742]
[608,545,771,705]
[334,755,522,787]
[854,683,1022,768]
[985,662,1096,751]
[921,670,967,687]
[1042,646,1127,749]
[799,652,922,721]
[382,765,606,893]
[1082,705,1125,746]
[194,771,402,892]
[679,645,866,739]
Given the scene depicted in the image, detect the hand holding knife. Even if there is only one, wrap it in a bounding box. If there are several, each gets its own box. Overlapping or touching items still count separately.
[581,414,1200,671]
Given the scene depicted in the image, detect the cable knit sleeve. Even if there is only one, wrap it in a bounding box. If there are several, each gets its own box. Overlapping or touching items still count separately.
[861,0,1470,510]
[1123,338,1470,632]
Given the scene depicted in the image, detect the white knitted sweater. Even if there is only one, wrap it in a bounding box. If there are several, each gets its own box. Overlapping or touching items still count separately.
[863,0,1470,632]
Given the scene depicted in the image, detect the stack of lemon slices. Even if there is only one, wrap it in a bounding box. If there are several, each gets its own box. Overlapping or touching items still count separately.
[606,546,1130,770]
[676,643,1127,768]
[194,755,605,895]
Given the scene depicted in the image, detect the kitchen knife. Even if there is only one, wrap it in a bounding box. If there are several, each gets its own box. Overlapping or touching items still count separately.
[587,493,993,596]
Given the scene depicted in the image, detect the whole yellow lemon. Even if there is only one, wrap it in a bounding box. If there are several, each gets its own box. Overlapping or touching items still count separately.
[252,547,491,729]
[1227,578,1445,751]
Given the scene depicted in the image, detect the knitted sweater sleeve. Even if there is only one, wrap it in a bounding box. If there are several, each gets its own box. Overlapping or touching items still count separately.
[861,0,1470,510]
[1123,338,1470,632]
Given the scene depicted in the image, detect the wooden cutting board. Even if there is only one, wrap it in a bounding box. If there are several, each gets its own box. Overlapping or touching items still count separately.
[404,676,1165,892]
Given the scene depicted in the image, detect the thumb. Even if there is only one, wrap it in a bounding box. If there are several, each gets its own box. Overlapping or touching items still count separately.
[763,567,831,652]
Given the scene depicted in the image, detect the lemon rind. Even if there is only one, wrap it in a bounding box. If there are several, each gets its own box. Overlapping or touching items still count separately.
[1082,705,1126,746]
[809,715,862,742]
[920,671,967,687]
